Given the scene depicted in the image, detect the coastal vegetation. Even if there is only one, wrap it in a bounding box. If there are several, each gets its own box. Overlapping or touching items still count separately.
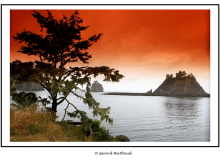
[166,71,196,80]
[10,10,124,140]
[10,104,114,142]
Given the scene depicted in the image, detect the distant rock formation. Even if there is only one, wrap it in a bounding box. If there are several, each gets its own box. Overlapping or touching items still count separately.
[146,89,152,94]
[15,82,44,91]
[103,92,152,96]
[153,71,209,97]
[102,71,209,97]
[91,81,104,92]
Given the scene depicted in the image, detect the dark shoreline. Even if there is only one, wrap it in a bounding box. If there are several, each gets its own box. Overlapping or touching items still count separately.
[102,92,210,97]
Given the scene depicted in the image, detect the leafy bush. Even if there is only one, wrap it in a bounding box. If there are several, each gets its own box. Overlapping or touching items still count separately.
[91,119,102,132]
[89,119,113,141]
[11,92,38,108]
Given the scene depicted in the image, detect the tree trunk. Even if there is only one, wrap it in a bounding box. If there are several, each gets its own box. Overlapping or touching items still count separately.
[50,95,58,121]
[52,95,57,113]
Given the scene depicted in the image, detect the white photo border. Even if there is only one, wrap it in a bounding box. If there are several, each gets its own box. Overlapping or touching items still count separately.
[1,4,219,147]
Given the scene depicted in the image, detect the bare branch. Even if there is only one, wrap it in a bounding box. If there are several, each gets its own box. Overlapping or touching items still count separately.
[61,102,69,122]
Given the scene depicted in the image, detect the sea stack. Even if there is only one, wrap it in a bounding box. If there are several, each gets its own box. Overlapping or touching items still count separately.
[153,71,209,97]
[91,81,104,92]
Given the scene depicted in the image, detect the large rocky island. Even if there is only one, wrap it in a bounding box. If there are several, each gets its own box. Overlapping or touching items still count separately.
[103,71,210,97]
[153,71,209,97]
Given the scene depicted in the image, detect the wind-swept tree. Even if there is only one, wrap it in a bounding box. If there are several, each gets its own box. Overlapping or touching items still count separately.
[11,10,124,130]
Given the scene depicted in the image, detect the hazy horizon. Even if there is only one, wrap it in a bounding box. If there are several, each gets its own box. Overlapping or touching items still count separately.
[89,73,210,94]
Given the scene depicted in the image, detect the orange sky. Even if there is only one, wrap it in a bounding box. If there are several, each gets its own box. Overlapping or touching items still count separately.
[10,10,210,93]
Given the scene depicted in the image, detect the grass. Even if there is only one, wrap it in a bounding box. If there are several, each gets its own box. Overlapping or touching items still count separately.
[10,103,129,142]
[10,104,88,142]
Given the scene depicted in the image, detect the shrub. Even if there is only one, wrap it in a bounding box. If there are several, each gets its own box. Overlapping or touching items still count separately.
[11,92,38,108]
[89,119,113,141]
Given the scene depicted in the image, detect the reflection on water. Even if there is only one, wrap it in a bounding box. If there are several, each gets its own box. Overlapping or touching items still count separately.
[164,98,200,121]
[162,97,210,142]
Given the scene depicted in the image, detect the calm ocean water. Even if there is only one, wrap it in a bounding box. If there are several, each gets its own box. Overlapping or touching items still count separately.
[27,90,210,142]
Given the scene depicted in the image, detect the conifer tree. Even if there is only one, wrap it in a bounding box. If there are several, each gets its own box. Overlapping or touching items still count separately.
[11,10,124,129]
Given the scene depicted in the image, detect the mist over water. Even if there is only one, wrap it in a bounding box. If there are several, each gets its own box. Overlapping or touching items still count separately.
[32,91,210,142]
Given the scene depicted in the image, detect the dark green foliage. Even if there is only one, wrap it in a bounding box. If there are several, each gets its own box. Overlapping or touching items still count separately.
[11,92,38,108]
[10,79,17,94]
[10,61,36,83]
[80,119,112,141]
[91,120,112,141]
[91,119,102,132]
[92,127,112,141]
[176,70,187,78]
[38,96,51,107]
[175,71,196,80]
